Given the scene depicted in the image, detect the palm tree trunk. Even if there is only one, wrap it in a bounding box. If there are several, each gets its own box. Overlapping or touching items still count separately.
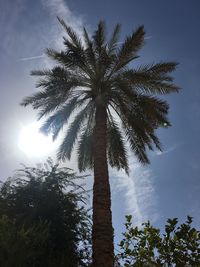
[92,104,114,267]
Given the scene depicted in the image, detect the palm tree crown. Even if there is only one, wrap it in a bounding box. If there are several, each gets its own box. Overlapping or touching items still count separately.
[21,18,179,174]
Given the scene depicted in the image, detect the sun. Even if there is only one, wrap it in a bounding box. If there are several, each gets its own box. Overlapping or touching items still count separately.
[18,122,56,157]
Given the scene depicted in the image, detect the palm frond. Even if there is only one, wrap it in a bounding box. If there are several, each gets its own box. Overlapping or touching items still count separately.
[46,48,86,73]
[111,76,137,103]
[109,93,168,163]
[114,25,145,72]
[78,130,94,172]
[21,90,51,107]
[107,113,129,174]
[77,110,95,172]
[113,102,150,164]
[110,95,149,164]
[57,102,94,161]
[83,27,91,46]
[93,20,106,54]
[131,94,169,123]
[149,133,163,151]
[83,28,96,70]
[22,66,84,119]
[40,95,88,140]
[46,49,73,67]
[107,24,121,54]
[149,61,178,74]
[122,62,180,94]
[57,17,83,50]
[125,127,150,164]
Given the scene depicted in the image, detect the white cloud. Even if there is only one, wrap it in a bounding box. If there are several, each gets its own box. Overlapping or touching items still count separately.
[111,156,158,226]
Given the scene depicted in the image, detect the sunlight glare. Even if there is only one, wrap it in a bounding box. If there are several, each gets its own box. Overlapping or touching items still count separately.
[18,122,56,157]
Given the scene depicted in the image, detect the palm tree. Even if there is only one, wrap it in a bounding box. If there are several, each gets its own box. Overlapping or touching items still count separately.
[21,18,179,267]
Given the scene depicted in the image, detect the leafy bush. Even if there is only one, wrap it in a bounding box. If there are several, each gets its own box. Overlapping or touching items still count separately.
[116,215,200,266]
[0,159,91,267]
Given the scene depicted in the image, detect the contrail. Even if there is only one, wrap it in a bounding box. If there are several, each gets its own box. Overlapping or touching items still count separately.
[18,54,44,61]
[116,36,152,45]
[144,35,153,40]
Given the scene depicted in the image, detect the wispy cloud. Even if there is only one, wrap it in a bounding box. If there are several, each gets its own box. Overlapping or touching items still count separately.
[111,156,158,226]
[155,144,179,156]
[40,0,85,67]
[41,0,84,36]
[16,1,85,66]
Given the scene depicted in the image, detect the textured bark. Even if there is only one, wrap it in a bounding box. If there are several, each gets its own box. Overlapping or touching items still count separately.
[92,104,114,267]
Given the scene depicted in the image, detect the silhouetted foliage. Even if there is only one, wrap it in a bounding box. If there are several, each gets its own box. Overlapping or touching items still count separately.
[21,20,180,171]
[116,215,200,266]
[0,215,49,267]
[0,159,91,267]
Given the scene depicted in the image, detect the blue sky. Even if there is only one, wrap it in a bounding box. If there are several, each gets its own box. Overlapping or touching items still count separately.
[0,0,200,244]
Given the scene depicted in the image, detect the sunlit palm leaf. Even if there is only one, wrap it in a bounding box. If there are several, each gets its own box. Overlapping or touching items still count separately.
[57,102,94,161]
[40,95,87,140]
